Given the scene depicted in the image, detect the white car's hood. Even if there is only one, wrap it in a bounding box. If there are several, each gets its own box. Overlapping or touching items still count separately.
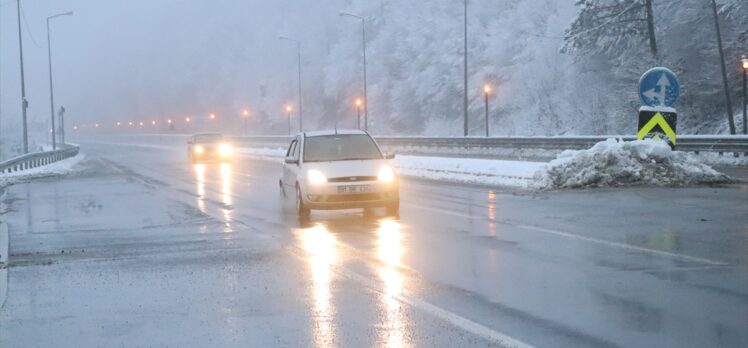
[304,159,391,179]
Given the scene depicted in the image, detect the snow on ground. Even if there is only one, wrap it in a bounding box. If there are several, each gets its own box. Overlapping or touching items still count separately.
[236,147,286,163]
[535,139,732,189]
[235,140,735,189]
[0,154,86,188]
[394,155,543,188]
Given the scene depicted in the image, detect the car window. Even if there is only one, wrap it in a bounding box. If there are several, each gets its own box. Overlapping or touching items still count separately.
[292,136,301,160]
[303,134,382,162]
[286,140,297,158]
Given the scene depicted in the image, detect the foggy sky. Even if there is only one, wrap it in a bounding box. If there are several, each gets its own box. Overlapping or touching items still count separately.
[1,0,351,141]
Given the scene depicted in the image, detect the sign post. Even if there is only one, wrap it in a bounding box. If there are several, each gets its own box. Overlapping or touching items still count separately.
[638,67,679,147]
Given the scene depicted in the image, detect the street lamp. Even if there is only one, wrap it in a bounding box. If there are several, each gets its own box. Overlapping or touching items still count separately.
[463,0,469,137]
[46,10,73,150]
[16,0,29,153]
[285,105,293,135]
[483,84,491,137]
[355,98,363,129]
[741,54,748,135]
[279,35,304,132]
[185,117,191,123]
[242,109,250,135]
[209,113,216,120]
[339,11,369,131]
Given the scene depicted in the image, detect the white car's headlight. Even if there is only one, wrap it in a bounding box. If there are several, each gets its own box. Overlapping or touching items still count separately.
[307,169,327,185]
[194,145,205,154]
[218,143,232,156]
[378,166,395,183]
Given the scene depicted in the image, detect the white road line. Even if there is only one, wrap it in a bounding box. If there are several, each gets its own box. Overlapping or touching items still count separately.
[288,247,536,348]
[403,202,728,266]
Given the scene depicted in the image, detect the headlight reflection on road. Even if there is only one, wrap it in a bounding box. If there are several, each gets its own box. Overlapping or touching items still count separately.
[376,219,409,348]
[488,190,496,237]
[194,164,206,214]
[299,223,338,347]
[220,163,233,232]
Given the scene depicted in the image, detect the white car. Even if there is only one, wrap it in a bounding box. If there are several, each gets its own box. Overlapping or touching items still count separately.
[280,130,399,218]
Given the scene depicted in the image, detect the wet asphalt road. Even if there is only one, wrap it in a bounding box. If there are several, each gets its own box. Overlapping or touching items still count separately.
[0,141,747,347]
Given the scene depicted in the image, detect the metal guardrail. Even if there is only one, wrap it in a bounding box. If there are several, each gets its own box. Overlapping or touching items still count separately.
[226,135,748,155]
[0,145,80,174]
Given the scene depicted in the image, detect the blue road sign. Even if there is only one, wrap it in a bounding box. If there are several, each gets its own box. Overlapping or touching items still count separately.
[639,67,679,107]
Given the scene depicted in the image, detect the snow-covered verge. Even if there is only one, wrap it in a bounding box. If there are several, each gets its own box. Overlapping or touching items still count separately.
[534,139,733,189]
[0,154,86,189]
[394,155,543,188]
[236,140,735,189]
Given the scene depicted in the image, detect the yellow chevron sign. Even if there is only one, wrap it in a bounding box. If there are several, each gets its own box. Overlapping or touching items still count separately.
[638,110,677,145]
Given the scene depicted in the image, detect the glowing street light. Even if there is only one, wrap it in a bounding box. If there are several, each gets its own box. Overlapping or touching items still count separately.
[151,120,156,125]
[483,84,492,137]
[128,121,133,126]
[279,34,304,132]
[116,122,121,127]
[339,11,369,131]
[139,121,144,126]
[185,117,191,123]
[285,105,293,135]
[95,123,99,128]
[167,119,172,124]
[209,113,216,120]
[242,109,250,135]
[355,98,363,129]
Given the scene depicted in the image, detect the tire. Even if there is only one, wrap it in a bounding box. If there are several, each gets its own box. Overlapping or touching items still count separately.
[386,199,400,217]
[296,185,310,218]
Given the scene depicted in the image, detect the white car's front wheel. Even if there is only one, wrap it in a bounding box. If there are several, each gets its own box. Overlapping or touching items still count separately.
[296,184,310,218]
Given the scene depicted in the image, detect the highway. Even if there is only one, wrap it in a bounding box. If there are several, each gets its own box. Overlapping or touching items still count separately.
[1,141,747,347]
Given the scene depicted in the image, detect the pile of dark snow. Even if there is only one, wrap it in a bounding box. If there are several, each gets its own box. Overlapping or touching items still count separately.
[535,139,732,189]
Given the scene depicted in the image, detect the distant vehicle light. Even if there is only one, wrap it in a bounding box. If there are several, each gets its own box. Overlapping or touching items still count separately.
[218,143,232,156]
[194,145,205,154]
[307,169,327,185]
[378,166,395,183]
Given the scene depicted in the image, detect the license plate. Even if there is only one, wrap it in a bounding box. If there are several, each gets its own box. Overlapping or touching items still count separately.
[338,185,371,194]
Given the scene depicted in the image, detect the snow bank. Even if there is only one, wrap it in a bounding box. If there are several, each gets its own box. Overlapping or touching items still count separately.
[393,155,544,188]
[0,153,86,188]
[534,139,732,189]
[236,147,285,163]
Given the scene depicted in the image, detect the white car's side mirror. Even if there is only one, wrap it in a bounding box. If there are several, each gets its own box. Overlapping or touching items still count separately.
[285,157,299,164]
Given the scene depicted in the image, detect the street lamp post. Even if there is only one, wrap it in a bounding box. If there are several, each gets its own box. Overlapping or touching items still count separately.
[483,84,491,137]
[742,55,748,135]
[355,98,363,129]
[242,109,250,135]
[279,35,303,132]
[16,0,29,153]
[339,11,369,131]
[285,105,292,135]
[47,11,73,150]
[463,0,469,137]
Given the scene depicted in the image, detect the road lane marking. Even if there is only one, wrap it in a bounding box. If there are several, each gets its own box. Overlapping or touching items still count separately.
[287,246,536,348]
[403,202,728,266]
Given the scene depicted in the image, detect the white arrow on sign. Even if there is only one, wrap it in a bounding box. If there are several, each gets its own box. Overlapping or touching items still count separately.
[643,73,670,106]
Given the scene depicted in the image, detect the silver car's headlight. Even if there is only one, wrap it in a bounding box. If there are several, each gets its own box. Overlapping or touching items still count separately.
[307,169,328,185]
[218,143,232,156]
[378,166,395,183]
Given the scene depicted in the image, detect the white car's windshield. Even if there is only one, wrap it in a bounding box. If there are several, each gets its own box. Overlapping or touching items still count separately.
[303,134,382,162]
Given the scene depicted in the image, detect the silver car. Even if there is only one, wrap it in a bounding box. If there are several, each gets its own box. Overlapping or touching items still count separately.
[280,130,399,218]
